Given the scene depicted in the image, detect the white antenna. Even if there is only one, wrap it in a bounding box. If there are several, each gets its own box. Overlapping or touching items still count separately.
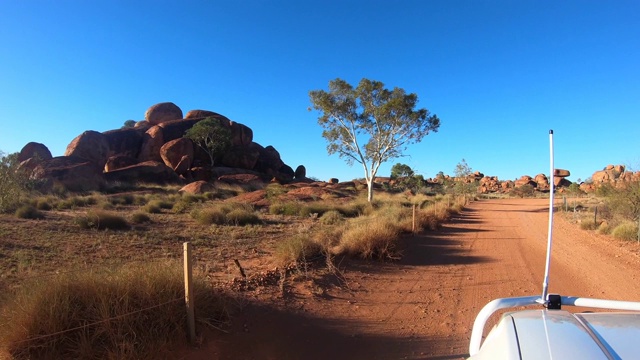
[540,130,555,305]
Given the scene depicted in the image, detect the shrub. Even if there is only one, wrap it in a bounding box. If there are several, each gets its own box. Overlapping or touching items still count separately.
[35,199,52,211]
[611,221,639,241]
[265,183,287,199]
[192,208,226,225]
[76,211,130,230]
[319,210,344,225]
[0,152,29,213]
[0,263,227,360]
[131,212,151,224]
[15,205,45,220]
[226,209,260,226]
[143,202,162,214]
[274,234,322,266]
[109,194,135,206]
[579,220,599,230]
[269,202,302,216]
[337,218,400,259]
[597,221,612,235]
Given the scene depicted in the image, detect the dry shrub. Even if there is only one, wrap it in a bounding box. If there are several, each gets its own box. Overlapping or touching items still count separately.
[0,262,228,360]
[130,212,151,224]
[319,210,344,225]
[579,220,599,230]
[15,205,45,220]
[269,202,302,216]
[192,208,226,225]
[597,221,612,235]
[226,209,260,226]
[274,234,322,266]
[75,211,129,230]
[611,221,639,241]
[337,218,400,259]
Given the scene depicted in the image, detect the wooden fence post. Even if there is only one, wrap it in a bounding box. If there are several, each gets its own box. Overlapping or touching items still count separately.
[594,206,598,225]
[412,204,416,235]
[184,242,196,344]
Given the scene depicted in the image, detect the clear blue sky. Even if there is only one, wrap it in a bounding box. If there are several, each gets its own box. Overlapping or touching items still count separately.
[1,1,638,183]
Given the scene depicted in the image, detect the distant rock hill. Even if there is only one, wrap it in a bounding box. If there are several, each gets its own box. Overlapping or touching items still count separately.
[17,102,307,192]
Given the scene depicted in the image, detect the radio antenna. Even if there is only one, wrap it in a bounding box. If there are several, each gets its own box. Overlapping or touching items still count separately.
[540,130,555,305]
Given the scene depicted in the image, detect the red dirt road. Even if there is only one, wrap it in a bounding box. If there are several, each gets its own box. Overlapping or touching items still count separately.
[183,198,640,360]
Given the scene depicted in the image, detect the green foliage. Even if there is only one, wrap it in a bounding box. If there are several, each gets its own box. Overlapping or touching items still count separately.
[225,208,260,226]
[122,119,136,128]
[309,78,440,202]
[598,180,640,222]
[184,117,232,166]
[274,234,322,266]
[0,152,29,213]
[512,184,535,198]
[390,163,415,179]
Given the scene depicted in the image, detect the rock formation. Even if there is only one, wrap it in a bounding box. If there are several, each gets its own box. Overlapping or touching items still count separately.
[18,102,303,192]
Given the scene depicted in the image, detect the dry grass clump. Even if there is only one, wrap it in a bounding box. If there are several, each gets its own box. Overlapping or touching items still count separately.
[0,262,228,360]
[75,210,130,230]
[274,234,322,266]
[336,218,401,259]
[611,221,639,241]
[319,210,344,225]
[269,202,302,216]
[130,211,151,224]
[191,203,260,226]
[579,220,600,230]
[15,205,45,220]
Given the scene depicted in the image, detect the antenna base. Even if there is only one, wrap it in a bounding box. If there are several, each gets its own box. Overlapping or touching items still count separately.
[545,294,562,310]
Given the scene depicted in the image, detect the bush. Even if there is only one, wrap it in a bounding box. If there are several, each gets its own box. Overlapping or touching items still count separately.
[0,152,28,213]
[611,221,639,241]
[579,220,599,230]
[319,210,344,225]
[35,199,53,211]
[269,202,302,216]
[143,202,162,214]
[274,234,322,266]
[0,263,227,360]
[76,211,130,230]
[131,212,151,224]
[337,218,400,259]
[225,209,260,226]
[192,208,226,225]
[15,205,45,220]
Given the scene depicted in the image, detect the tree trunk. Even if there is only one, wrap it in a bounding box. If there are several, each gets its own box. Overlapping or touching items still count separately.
[367,179,374,202]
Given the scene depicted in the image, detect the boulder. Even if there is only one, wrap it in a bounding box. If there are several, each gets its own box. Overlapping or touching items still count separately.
[18,142,52,163]
[554,177,572,187]
[158,118,200,143]
[138,125,164,162]
[220,144,260,170]
[217,174,263,185]
[160,138,194,172]
[188,167,213,182]
[515,175,536,188]
[174,155,191,175]
[294,165,306,179]
[64,130,110,169]
[592,170,610,183]
[31,156,104,192]
[179,181,215,194]
[103,128,144,158]
[328,178,339,184]
[553,169,570,177]
[184,109,223,119]
[145,102,183,125]
[254,145,285,174]
[104,161,180,184]
[229,121,253,146]
[134,120,150,130]
[534,174,549,190]
[104,155,139,172]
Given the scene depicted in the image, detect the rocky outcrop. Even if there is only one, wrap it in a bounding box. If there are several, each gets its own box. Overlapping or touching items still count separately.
[515,175,537,188]
[220,144,260,170]
[31,156,105,192]
[145,102,183,125]
[478,176,500,193]
[184,110,220,119]
[64,131,110,170]
[103,128,144,158]
[138,126,165,162]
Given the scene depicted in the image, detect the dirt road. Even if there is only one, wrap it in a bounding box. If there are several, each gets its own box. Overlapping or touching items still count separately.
[185,198,640,360]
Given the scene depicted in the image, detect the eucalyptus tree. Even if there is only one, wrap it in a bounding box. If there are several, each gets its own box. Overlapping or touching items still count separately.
[309,78,440,201]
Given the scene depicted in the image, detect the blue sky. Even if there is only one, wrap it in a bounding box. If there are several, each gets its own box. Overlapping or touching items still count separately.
[1,1,638,183]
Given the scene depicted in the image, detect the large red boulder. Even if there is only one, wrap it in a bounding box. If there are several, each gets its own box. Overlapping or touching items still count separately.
[160,138,194,173]
[229,121,253,146]
[553,169,570,177]
[138,126,164,162]
[254,144,285,174]
[179,181,215,194]
[31,156,105,192]
[103,128,144,158]
[220,144,260,170]
[64,131,110,169]
[145,102,183,125]
[18,142,52,163]
[184,109,224,119]
[158,118,200,143]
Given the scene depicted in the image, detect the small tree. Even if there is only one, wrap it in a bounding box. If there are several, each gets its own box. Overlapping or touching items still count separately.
[309,78,440,202]
[122,120,136,129]
[0,152,27,213]
[184,118,232,166]
[390,163,415,179]
[452,159,477,196]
